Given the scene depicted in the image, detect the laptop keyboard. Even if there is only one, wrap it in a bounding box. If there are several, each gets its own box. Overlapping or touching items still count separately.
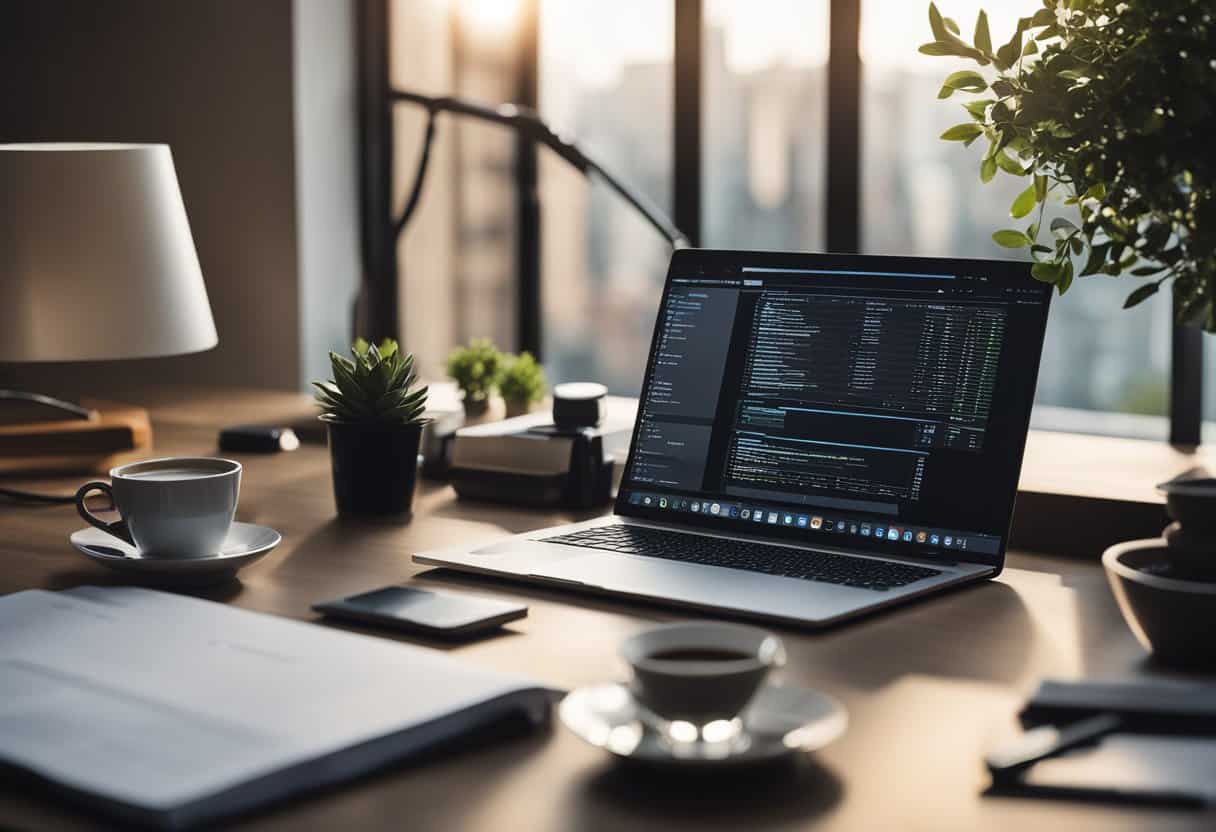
[541,525,942,591]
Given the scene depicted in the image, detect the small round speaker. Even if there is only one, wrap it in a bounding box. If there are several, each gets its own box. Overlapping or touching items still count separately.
[552,382,608,428]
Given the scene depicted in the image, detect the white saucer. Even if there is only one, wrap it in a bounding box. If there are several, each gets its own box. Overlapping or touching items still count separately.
[560,682,847,767]
[69,522,282,585]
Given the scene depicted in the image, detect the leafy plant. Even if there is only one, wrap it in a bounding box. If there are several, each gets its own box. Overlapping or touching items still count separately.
[922,0,1216,329]
[313,338,428,425]
[499,351,547,406]
[445,338,503,404]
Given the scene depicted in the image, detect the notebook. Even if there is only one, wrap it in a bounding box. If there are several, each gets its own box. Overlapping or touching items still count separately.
[0,587,553,829]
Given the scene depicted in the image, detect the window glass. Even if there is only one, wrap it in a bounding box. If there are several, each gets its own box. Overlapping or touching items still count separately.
[539,0,674,393]
[703,0,829,252]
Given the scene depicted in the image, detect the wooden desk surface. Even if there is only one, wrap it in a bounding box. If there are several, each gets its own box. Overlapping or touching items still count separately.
[1,391,1212,831]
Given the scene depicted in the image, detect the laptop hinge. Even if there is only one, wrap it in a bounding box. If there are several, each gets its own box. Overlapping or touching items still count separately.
[617,515,978,569]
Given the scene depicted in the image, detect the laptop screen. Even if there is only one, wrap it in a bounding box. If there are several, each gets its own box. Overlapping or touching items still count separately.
[616,250,1051,566]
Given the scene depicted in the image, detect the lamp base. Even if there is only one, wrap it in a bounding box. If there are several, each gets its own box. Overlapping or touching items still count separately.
[0,398,152,475]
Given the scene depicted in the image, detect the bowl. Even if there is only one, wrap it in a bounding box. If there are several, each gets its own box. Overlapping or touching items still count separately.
[1103,539,1216,668]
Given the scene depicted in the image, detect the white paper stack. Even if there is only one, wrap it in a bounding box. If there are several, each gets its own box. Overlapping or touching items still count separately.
[0,587,552,829]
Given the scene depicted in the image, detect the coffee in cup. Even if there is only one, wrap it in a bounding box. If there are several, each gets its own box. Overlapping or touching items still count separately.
[75,457,242,559]
[619,620,786,735]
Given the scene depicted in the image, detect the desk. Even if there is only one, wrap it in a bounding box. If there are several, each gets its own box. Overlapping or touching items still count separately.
[1,390,1211,831]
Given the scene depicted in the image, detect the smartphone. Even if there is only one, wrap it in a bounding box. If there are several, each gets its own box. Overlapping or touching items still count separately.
[312,586,527,638]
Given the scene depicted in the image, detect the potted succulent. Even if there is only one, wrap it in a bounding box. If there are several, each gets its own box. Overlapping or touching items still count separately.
[922,0,1215,326]
[499,351,547,418]
[313,338,429,517]
[446,338,503,418]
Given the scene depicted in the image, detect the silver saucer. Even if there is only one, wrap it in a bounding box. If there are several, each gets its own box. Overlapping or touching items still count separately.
[69,522,281,585]
[560,682,847,767]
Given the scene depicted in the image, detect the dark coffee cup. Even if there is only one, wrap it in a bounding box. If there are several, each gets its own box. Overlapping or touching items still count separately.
[620,621,785,728]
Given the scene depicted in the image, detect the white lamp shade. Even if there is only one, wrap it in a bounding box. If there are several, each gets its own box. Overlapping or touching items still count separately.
[0,143,218,362]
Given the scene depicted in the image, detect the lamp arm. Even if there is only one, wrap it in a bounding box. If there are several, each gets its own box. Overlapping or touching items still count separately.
[0,389,95,422]
[389,90,691,249]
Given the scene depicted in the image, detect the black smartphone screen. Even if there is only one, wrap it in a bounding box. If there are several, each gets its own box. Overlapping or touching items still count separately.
[313,586,527,636]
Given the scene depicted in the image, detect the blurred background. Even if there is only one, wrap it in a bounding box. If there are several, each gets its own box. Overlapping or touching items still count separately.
[1,0,1201,440]
[394,0,1177,439]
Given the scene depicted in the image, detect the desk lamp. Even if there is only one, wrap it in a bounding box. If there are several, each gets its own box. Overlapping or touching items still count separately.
[0,143,217,487]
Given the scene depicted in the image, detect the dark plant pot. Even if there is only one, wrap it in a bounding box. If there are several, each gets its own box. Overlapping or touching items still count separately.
[462,395,489,419]
[504,398,534,419]
[326,420,422,517]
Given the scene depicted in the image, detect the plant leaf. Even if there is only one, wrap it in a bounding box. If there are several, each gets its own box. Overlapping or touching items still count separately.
[941,70,988,95]
[1010,184,1037,218]
[1050,217,1079,236]
[1124,282,1160,309]
[993,229,1031,248]
[1080,243,1110,276]
[941,123,984,142]
[928,2,948,40]
[1057,260,1075,294]
[980,155,997,183]
[994,151,1025,176]
[1031,262,1063,284]
[919,42,957,57]
[974,10,993,57]
[963,99,995,120]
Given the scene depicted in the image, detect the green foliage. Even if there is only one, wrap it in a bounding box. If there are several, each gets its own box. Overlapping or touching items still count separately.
[313,338,428,425]
[499,351,547,406]
[922,0,1216,329]
[445,338,503,403]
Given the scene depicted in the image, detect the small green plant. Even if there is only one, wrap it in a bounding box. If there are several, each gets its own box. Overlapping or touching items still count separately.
[922,0,1216,329]
[499,351,547,409]
[446,338,503,406]
[313,338,428,425]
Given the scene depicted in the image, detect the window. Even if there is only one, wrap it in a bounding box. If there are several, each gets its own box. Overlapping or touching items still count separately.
[382,0,1204,442]
[703,0,829,252]
[389,0,519,379]
[538,0,674,394]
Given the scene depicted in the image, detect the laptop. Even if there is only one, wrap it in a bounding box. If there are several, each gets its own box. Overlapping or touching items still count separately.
[416,249,1051,627]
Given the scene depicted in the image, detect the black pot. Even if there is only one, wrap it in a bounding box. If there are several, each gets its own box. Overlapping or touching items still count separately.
[325,420,422,517]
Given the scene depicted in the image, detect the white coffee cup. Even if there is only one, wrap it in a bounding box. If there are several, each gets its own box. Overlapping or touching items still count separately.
[75,457,242,559]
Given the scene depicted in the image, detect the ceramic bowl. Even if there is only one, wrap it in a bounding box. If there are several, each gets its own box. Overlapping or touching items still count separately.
[1103,539,1216,668]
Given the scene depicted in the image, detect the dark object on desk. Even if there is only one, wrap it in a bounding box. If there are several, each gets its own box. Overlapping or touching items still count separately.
[1158,471,1216,580]
[985,678,1216,808]
[448,398,633,508]
[552,382,607,429]
[219,424,300,453]
[1099,472,1216,667]
[327,421,422,517]
[1103,539,1216,668]
[313,585,527,639]
[450,426,615,509]
[1021,678,1216,729]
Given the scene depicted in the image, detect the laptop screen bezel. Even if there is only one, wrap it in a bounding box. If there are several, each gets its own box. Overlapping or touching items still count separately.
[612,248,1052,568]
